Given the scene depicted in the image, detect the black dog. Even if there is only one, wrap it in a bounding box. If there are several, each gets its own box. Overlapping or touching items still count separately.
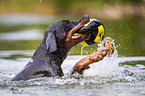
[11,15,93,81]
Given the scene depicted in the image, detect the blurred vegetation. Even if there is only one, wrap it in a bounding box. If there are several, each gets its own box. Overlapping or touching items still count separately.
[0,0,145,56]
[0,0,144,18]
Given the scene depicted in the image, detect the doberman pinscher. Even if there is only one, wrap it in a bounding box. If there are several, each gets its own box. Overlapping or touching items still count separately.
[11,15,93,81]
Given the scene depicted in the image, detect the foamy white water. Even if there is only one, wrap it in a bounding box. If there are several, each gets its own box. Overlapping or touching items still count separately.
[0,50,145,96]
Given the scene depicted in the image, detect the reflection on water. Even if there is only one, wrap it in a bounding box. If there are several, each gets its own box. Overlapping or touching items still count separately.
[0,50,145,96]
[0,14,51,25]
[0,29,43,40]
[0,14,145,56]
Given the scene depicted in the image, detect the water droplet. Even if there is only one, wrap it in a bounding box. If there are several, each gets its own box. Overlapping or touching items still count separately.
[81,46,84,55]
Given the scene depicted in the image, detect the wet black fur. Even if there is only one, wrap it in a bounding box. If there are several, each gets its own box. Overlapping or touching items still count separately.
[11,16,88,81]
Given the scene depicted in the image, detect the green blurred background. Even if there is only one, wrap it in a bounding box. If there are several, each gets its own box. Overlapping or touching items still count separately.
[0,0,145,56]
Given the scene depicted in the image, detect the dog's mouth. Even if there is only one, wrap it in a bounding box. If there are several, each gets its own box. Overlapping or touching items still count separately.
[72,33,84,40]
[72,33,92,41]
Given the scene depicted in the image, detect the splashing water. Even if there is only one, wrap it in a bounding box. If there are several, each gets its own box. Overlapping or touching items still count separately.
[84,38,119,77]
[81,46,84,56]
[84,49,119,77]
[0,39,145,96]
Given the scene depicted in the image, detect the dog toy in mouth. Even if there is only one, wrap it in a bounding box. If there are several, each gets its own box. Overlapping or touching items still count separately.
[78,19,105,46]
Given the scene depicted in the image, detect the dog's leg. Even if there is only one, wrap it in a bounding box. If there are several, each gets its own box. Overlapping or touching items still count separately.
[70,37,114,75]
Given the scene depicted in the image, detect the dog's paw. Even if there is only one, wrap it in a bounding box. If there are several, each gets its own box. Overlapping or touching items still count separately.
[70,65,90,75]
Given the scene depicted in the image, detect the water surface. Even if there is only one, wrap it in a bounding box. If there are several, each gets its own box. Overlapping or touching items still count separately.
[0,50,145,96]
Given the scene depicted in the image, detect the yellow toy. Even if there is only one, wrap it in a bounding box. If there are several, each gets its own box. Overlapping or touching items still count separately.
[79,19,105,46]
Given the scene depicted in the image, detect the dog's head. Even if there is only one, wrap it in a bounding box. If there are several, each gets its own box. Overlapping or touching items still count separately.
[45,15,90,53]
[45,15,105,53]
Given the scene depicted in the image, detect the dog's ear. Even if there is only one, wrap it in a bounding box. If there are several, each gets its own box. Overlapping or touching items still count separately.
[46,32,57,52]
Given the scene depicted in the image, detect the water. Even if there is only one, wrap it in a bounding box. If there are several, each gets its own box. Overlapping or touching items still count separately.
[0,29,43,41]
[0,50,145,96]
[81,46,84,55]
[0,14,145,96]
